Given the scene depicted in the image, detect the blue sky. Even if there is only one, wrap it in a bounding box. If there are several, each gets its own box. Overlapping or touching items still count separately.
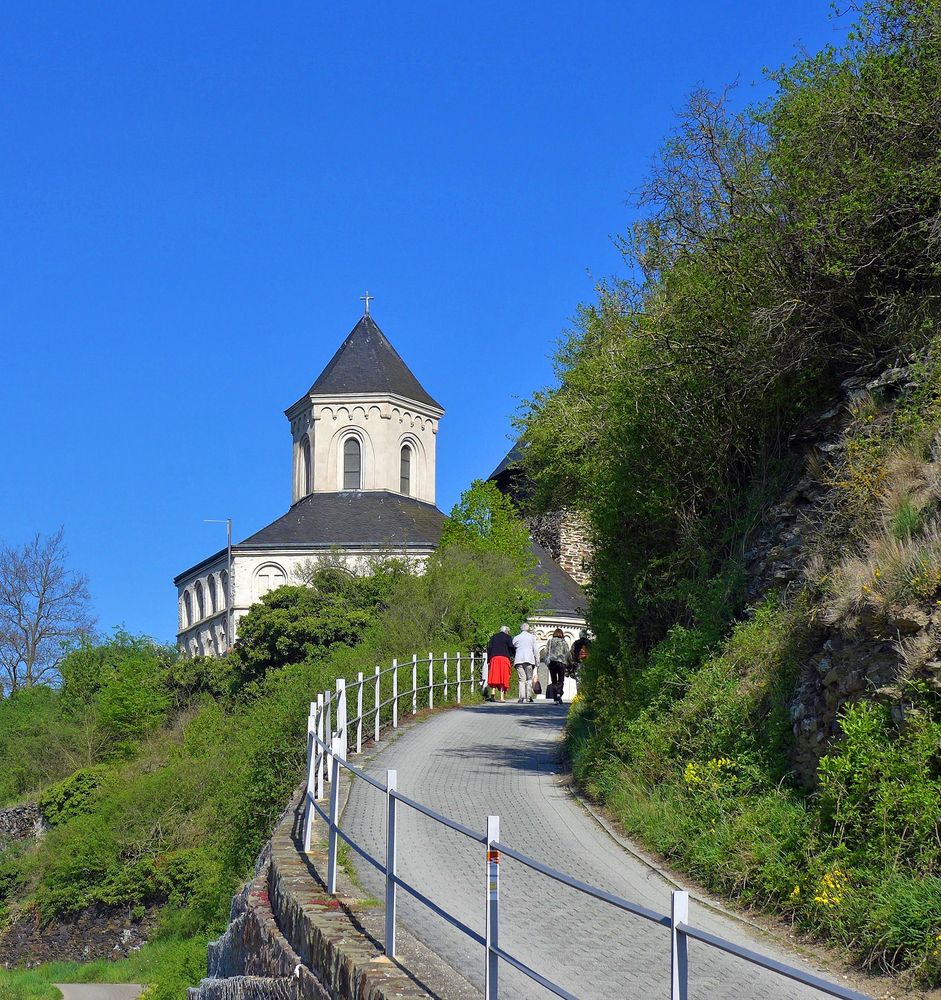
[0,2,848,642]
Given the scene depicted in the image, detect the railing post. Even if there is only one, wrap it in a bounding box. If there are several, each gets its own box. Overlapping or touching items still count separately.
[485,815,500,1000]
[327,736,342,894]
[443,651,449,702]
[303,702,316,852]
[374,665,380,743]
[392,658,399,728]
[411,653,418,715]
[356,672,364,754]
[428,652,434,710]
[336,678,348,760]
[325,691,334,777]
[316,693,325,800]
[671,890,689,1000]
[457,651,462,703]
[385,769,398,957]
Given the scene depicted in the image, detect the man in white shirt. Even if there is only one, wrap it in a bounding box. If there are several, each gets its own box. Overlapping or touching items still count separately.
[512,623,539,703]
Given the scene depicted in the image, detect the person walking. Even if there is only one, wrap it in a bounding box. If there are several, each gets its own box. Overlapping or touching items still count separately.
[570,628,591,673]
[512,623,539,703]
[486,626,514,702]
[546,627,570,704]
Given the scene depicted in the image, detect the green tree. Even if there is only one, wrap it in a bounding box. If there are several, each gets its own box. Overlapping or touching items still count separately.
[229,565,402,685]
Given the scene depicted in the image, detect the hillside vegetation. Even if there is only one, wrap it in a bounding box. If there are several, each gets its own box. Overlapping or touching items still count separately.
[519,0,941,984]
[0,482,541,998]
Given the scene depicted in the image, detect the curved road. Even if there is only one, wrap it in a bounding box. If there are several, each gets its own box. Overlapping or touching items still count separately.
[343,702,840,1000]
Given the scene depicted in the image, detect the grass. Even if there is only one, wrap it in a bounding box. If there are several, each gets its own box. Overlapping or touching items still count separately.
[0,936,208,1000]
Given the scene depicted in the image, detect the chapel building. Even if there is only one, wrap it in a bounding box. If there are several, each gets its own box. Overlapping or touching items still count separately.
[174,310,586,656]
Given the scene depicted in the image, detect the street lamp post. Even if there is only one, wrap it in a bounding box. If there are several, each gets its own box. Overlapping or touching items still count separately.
[204,518,233,651]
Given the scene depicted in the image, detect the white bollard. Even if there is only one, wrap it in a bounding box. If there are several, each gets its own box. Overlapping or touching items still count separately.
[428,652,434,710]
[392,658,399,728]
[457,651,462,703]
[303,703,316,852]
[412,654,418,715]
[443,651,449,701]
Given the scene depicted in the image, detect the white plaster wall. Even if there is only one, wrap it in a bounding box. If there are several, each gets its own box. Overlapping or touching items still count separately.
[177,545,434,656]
[287,393,440,504]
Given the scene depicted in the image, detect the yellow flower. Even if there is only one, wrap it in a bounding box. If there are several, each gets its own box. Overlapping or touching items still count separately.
[789,885,801,899]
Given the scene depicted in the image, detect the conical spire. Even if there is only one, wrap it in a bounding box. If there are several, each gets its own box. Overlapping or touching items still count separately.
[303,315,442,410]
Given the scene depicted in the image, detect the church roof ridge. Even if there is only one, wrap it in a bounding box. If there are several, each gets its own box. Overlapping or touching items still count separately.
[296,314,443,411]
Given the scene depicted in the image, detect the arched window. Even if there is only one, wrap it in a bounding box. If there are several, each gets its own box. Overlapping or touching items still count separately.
[253,563,287,600]
[343,437,361,490]
[184,591,193,628]
[195,581,205,620]
[301,437,312,496]
[400,444,411,495]
[220,570,228,608]
[208,575,217,614]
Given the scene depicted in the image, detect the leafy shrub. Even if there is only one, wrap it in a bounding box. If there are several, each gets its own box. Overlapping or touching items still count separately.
[39,766,109,826]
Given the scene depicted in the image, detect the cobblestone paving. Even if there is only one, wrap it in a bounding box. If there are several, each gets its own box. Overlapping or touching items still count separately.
[342,702,848,1000]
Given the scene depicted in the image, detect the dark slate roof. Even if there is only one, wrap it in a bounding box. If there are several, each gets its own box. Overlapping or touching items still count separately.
[531,541,587,617]
[298,315,442,411]
[235,491,447,550]
[488,441,525,481]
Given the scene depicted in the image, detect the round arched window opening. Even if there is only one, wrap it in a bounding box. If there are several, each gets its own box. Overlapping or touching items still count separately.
[301,437,312,496]
[195,581,205,620]
[343,437,362,490]
[208,575,217,614]
[400,444,412,496]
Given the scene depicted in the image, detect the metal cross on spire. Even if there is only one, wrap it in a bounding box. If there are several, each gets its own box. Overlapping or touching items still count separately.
[360,290,374,316]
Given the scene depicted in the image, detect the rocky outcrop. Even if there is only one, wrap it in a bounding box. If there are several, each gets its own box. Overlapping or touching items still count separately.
[0,903,156,967]
[0,803,46,845]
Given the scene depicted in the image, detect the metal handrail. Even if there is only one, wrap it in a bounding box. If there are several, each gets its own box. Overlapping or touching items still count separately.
[392,788,488,844]
[493,839,671,927]
[302,651,871,1000]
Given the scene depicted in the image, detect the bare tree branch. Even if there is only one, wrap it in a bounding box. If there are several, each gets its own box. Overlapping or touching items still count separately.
[0,528,95,695]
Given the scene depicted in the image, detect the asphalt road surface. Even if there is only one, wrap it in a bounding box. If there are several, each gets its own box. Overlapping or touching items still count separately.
[342,701,846,1000]
[53,988,143,1000]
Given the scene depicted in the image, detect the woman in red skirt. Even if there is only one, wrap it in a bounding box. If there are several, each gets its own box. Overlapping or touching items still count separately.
[486,626,514,702]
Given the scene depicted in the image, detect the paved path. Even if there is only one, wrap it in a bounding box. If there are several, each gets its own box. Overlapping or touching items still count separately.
[343,702,845,1000]
[54,987,144,1000]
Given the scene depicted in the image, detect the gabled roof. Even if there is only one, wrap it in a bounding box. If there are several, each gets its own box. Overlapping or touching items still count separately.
[235,491,447,550]
[531,541,586,617]
[297,315,442,411]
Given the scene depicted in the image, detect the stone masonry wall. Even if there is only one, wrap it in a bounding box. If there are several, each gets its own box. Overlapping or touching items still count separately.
[0,803,46,844]
[557,511,592,587]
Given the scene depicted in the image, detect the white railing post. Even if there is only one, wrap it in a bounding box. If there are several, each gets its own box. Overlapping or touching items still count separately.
[385,769,398,956]
[392,658,399,728]
[336,678,348,760]
[303,702,316,852]
[356,672,364,754]
[411,653,418,715]
[374,665,381,743]
[671,890,689,1000]
[457,651,462,703]
[325,691,334,777]
[443,651,449,702]
[428,652,434,710]
[485,815,500,1000]
[327,736,342,894]
[316,693,325,800]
